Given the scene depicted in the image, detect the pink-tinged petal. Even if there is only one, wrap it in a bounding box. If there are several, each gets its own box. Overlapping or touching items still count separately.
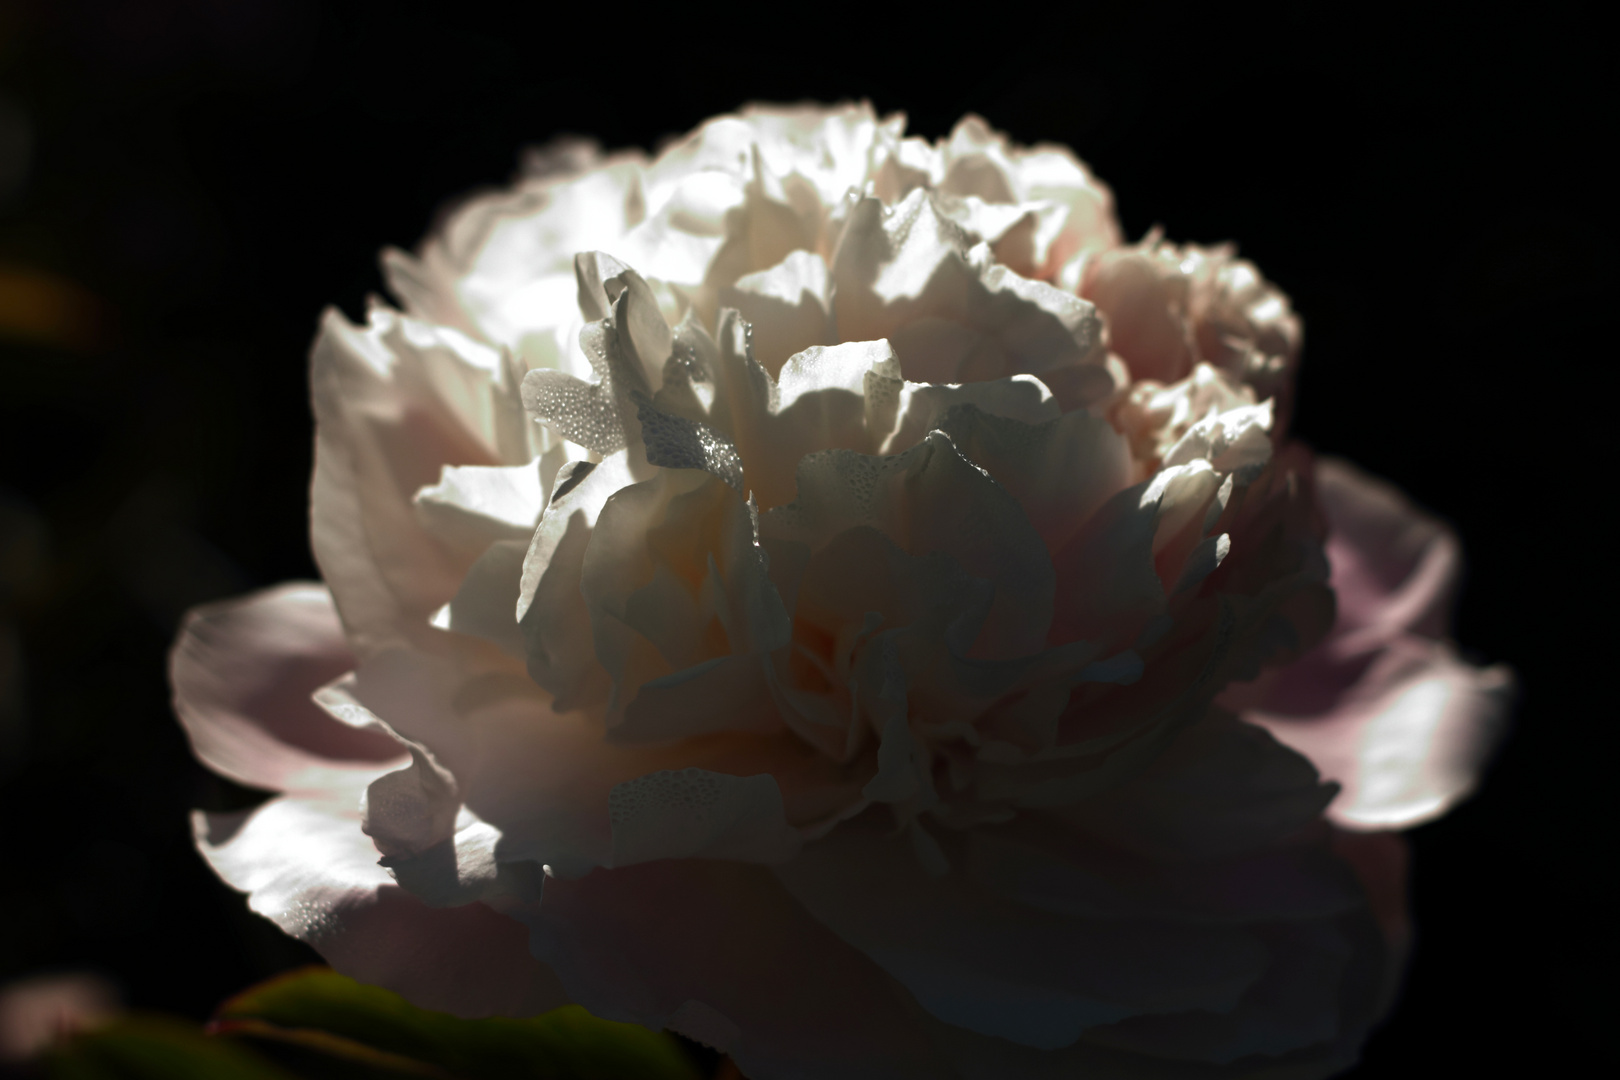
[382,151,647,355]
[171,583,406,793]
[196,789,566,1020]
[1234,457,1515,829]
[526,858,953,1080]
[1081,250,1194,385]
[1314,456,1460,646]
[1249,637,1512,829]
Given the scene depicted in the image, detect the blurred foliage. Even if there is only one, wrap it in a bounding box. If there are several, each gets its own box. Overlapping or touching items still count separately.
[41,968,706,1080]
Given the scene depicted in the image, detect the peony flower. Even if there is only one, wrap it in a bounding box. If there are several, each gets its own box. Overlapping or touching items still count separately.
[173,104,1512,1078]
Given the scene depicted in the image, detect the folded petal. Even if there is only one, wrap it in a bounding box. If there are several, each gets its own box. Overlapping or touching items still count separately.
[382,148,647,362]
[1059,709,1335,861]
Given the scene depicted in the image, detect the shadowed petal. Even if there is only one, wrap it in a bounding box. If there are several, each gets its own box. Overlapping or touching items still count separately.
[527,857,953,1080]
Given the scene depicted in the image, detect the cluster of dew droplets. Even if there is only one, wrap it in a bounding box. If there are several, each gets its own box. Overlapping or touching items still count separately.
[608,768,725,829]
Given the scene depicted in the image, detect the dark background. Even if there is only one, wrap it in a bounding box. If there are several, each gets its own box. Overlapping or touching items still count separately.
[0,1,1608,1075]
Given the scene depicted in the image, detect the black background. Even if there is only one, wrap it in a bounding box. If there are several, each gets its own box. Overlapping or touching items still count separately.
[0,1,1609,1075]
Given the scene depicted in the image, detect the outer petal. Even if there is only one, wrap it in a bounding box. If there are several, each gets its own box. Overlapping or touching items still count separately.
[525,857,953,1080]
[170,583,405,793]
[196,791,566,1019]
[1242,458,1513,828]
[1312,458,1460,646]
[1250,638,1512,829]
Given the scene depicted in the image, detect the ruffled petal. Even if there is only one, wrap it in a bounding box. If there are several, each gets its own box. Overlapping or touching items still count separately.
[831,189,1105,398]
[310,305,534,652]
[718,250,834,378]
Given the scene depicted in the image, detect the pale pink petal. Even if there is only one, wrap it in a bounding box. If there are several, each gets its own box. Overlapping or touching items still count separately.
[1082,251,1194,384]
[1315,456,1460,646]
[170,583,405,793]
[1250,637,1512,829]
[526,857,953,1080]
[196,790,566,1020]
[382,154,648,358]
[1242,458,1514,829]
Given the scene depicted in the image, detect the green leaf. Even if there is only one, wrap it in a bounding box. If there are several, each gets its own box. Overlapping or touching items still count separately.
[210,1018,455,1078]
[213,967,704,1080]
[44,1015,297,1080]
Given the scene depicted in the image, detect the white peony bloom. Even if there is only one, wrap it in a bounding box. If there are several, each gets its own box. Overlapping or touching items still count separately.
[173,103,1511,1079]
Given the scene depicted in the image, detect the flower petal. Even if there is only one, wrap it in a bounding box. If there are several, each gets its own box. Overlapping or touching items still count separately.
[196,791,566,1019]
[413,459,547,559]
[832,189,1104,393]
[1057,710,1335,862]
[526,857,953,1079]
[170,583,405,793]
[311,305,532,652]
[1240,458,1515,828]
[775,817,1268,1050]
[763,431,1055,659]
[1314,456,1461,646]
[1250,638,1512,828]
[718,249,834,378]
